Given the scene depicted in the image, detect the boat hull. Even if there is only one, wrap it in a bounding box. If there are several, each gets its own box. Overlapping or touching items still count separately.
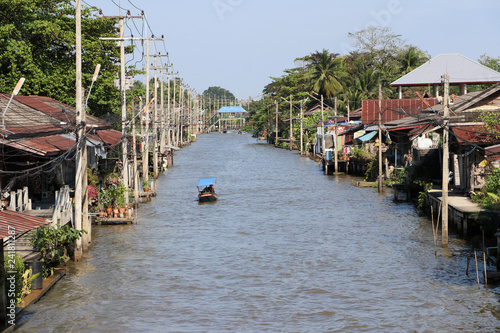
[198,193,218,202]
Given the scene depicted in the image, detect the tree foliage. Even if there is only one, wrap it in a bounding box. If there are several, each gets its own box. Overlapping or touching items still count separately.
[304,49,345,99]
[203,86,235,101]
[0,0,128,117]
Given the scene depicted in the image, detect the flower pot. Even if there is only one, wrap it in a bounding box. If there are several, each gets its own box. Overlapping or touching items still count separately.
[106,207,113,215]
[119,207,126,218]
[113,208,119,218]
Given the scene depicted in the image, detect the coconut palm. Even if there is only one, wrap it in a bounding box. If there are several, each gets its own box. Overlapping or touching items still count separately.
[399,45,428,74]
[306,49,345,99]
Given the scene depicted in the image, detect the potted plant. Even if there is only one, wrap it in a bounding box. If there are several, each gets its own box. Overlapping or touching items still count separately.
[99,188,113,216]
[142,178,150,192]
[116,193,125,218]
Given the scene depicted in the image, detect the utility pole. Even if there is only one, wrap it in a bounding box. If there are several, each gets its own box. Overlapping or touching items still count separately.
[153,56,159,179]
[139,35,163,181]
[132,100,139,212]
[378,84,384,193]
[442,74,450,245]
[99,11,147,206]
[289,95,293,151]
[321,95,326,174]
[150,54,171,177]
[144,38,151,182]
[275,100,279,146]
[74,0,83,260]
[334,96,338,174]
[119,14,129,205]
[300,99,304,156]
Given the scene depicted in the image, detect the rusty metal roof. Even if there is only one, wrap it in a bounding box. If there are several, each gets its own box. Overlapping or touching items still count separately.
[362,98,438,125]
[0,94,111,139]
[485,144,500,161]
[0,210,50,239]
[452,125,500,145]
[89,129,123,147]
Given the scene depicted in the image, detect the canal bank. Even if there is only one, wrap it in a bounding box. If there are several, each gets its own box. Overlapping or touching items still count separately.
[13,133,500,332]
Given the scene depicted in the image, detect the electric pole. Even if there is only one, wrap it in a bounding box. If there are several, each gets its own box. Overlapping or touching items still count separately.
[300,99,304,156]
[99,11,147,206]
[151,54,171,177]
[289,95,293,151]
[334,96,338,174]
[275,100,279,146]
[74,0,83,260]
[442,74,450,245]
[378,84,384,193]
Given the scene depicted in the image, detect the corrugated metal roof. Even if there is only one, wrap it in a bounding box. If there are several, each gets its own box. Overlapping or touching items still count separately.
[452,125,500,145]
[0,210,50,239]
[3,135,76,156]
[88,129,123,146]
[391,53,500,87]
[362,98,438,124]
[485,144,500,161]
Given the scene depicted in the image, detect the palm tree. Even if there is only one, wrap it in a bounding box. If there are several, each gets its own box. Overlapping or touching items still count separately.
[306,49,345,99]
[399,45,428,74]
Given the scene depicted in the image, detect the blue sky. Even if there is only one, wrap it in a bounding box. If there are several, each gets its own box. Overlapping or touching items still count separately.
[87,0,500,100]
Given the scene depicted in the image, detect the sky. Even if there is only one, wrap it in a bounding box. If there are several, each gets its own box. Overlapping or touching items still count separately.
[86,0,500,100]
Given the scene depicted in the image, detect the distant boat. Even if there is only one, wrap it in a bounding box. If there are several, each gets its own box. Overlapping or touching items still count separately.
[197,177,217,202]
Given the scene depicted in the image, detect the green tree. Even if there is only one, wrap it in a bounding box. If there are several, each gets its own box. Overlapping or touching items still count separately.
[479,54,500,72]
[398,45,429,74]
[305,49,344,99]
[0,0,127,117]
[203,86,236,102]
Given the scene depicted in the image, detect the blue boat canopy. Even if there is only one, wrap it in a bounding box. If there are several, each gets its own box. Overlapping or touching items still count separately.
[198,177,216,187]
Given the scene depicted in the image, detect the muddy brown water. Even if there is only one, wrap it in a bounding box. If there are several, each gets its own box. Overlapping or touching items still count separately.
[16,132,500,332]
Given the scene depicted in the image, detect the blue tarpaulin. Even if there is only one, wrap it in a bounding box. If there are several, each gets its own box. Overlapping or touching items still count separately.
[357,131,377,142]
[198,177,216,187]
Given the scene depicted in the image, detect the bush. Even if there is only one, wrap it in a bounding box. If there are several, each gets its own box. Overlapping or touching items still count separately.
[30,225,87,278]
[352,147,372,160]
[472,168,500,209]
[4,253,25,304]
[386,168,406,187]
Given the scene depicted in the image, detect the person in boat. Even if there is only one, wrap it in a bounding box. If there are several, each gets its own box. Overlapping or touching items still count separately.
[203,185,213,193]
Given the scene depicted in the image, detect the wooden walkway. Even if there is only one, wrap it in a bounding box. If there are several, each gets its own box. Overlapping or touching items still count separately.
[427,190,483,238]
[92,217,134,225]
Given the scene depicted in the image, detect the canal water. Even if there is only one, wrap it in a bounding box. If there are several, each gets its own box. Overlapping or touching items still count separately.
[16,133,500,332]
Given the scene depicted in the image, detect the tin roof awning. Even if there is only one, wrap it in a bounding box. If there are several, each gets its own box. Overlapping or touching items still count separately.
[357,131,378,142]
[0,210,51,240]
[0,134,76,156]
